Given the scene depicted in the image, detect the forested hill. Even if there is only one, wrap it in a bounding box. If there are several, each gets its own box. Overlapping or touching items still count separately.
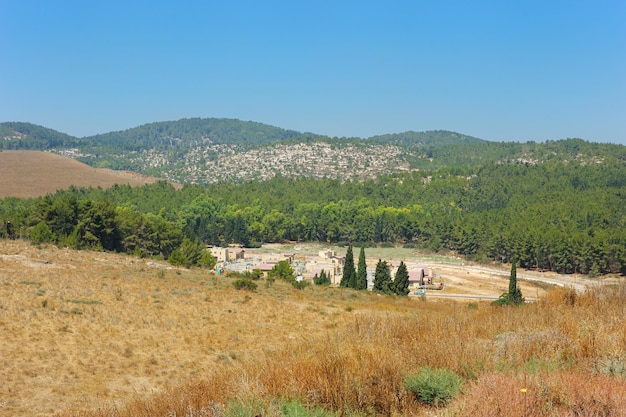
[0,121,84,149]
[85,118,305,149]
[2,119,625,184]
[0,119,304,149]
[0,119,485,149]
[366,130,486,147]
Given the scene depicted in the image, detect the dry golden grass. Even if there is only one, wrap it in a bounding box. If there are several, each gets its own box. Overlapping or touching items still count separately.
[0,151,161,198]
[1,239,625,416]
[0,239,372,416]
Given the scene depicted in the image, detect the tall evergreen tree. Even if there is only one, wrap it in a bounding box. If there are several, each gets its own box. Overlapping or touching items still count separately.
[356,246,368,290]
[340,245,357,288]
[394,260,410,295]
[373,259,392,293]
[508,260,517,295]
[509,260,524,304]
[493,260,524,306]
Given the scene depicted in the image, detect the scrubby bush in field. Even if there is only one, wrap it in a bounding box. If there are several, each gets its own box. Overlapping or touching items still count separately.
[232,278,257,291]
[291,280,309,290]
[226,398,340,417]
[404,367,463,406]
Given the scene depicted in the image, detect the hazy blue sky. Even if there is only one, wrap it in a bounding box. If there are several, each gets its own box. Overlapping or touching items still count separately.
[1,1,625,144]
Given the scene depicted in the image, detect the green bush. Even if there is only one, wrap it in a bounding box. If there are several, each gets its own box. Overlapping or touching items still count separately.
[404,366,463,406]
[30,221,55,245]
[291,280,309,290]
[233,278,257,291]
[225,398,339,417]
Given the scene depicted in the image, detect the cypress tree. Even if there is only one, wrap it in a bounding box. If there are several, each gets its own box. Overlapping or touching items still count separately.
[394,260,410,296]
[341,245,357,288]
[509,260,524,304]
[493,260,524,306]
[356,246,368,290]
[508,260,517,295]
[373,259,392,293]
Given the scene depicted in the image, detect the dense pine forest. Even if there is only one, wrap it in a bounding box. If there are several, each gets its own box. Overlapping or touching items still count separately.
[2,154,624,276]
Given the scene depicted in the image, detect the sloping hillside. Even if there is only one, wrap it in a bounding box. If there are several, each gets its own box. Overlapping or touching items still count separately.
[0,151,162,198]
[3,120,624,185]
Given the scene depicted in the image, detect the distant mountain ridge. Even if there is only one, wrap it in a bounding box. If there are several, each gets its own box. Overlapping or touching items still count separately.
[0,118,485,148]
[2,118,624,185]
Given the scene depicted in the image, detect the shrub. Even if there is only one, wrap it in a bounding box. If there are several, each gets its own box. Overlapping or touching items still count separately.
[314,270,330,285]
[226,398,339,417]
[233,278,257,291]
[279,399,339,417]
[30,221,55,245]
[404,366,463,406]
[291,280,309,290]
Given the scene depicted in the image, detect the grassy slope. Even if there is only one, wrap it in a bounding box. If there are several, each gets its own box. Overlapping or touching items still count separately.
[0,240,369,416]
[0,151,160,198]
[1,240,625,417]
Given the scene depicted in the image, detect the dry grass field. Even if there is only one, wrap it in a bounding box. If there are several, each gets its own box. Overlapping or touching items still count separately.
[0,151,161,198]
[1,239,625,416]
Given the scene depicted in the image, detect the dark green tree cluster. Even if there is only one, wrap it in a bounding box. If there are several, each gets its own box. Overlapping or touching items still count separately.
[313,270,330,286]
[269,260,296,282]
[371,259,410,296]
[338,245,375,292]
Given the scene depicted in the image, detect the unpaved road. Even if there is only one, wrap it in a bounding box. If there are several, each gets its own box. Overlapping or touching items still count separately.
[424,262,602,301]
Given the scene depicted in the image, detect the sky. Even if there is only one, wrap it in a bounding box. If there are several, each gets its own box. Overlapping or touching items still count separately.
[1,1,625,144]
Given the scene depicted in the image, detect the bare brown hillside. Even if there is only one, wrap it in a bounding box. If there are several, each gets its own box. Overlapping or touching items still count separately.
[0,151,163,198]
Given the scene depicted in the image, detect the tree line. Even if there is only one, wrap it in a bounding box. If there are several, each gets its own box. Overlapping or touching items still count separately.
[1,158,624,276]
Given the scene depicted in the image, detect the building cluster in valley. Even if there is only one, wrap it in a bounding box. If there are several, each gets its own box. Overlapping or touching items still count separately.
[209,246,439,290]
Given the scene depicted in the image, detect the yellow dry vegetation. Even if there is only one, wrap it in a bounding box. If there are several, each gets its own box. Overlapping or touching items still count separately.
[1,239,625,417]
[0,240,383,416]
[0,151,161,198]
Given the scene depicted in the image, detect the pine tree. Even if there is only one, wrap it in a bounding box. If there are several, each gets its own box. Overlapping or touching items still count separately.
[341,245,357,288]
[394,261,410,296]
[373,259,392,293]
[356,246,368,290]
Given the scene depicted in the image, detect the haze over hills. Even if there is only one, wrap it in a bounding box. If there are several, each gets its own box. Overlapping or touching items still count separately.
[1,118,625,185]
